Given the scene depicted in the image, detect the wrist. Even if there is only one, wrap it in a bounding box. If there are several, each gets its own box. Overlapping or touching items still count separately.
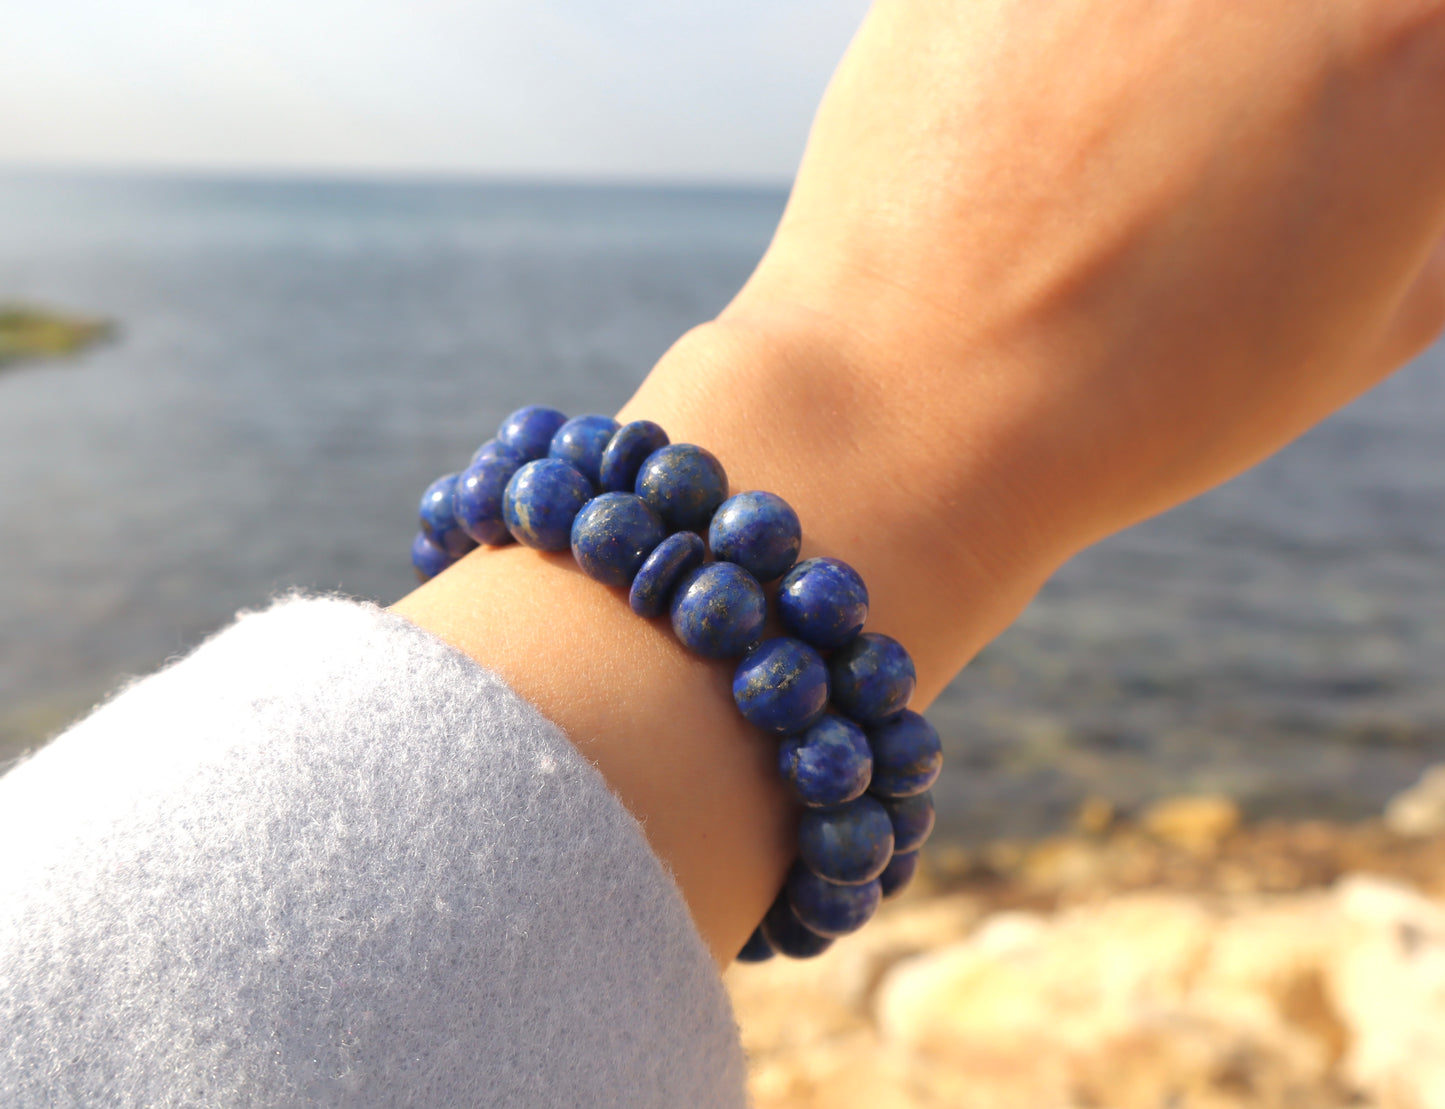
[619,301,1074,704]
[393,298,1076,964]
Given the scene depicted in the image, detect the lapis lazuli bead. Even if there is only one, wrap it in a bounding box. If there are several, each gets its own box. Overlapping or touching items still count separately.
[881,790,936,853]
[549,414,621,489]
[497,405,568,462]
[418,472,478,558]
[735,926,775,964]
[879,850,919,900]
[669,562,767,659]
[503,458,593,551]
[411,531,453,582]
[599,419,669,493]
[777,557,869,650]
[787,865,882,938]
[454,440,525,546]
[829,632,916,724]
[798,795,894,885]
[471,437,525,471]
[635,443,728,532]
[866,710,943,798]
[731,637,829,736]
[708,491,802,583]
[778,715,873,808]
[760,891,833,959]
[628,531,706,618]
[569,492,666,588]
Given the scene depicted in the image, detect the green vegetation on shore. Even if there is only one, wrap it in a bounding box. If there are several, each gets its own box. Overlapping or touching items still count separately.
[0,304,114,367]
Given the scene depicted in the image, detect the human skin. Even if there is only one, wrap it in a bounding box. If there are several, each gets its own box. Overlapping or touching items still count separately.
[394,0,1445,964]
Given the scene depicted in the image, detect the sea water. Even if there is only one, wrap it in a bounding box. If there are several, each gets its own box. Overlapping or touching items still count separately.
[2,169,1444,843]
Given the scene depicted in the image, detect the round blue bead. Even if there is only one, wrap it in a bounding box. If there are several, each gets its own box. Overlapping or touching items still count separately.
[866,710,943,798]
[708,491,802,583]
[497,405,568,461]
[470,437,525,471]
[760,891,833,959]
[411,531,453,582]
[879,850,920,899]
[635,443,728,532]
[628,531,706,618]
[778,715,873,808]
[599,420,669,493]
[418,473,456,539]
[503,458,593,551]
[669,562,767,658]
[549,414,621,488]
[881,790,936,852]
[569,492,666,588]
[829,632,917,724]
[735,926,775,964]
[798,795,894,885]
[731,637,829,736]
[778,557,869,650]
[454,441,525,546]
[418,472,477,558]
[787,866,882,938]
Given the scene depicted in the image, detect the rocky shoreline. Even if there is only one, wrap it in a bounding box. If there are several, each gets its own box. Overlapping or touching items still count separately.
[727,777,1445,1109]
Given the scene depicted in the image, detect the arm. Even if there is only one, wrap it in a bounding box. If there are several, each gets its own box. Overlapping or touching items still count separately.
[394,0,1445,963]
[0,599,747,1106]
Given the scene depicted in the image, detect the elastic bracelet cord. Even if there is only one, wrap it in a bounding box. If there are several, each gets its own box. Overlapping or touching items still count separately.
[412,405,942,961]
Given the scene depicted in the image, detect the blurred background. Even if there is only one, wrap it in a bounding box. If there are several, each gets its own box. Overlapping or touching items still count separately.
[5,0,1445,839]
[4,4,1445,1105]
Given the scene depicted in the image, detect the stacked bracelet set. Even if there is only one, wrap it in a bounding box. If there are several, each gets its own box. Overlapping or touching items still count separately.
[411,405,942,962]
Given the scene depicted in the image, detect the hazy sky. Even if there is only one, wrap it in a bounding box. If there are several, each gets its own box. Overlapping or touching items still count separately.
[1,0,870,183]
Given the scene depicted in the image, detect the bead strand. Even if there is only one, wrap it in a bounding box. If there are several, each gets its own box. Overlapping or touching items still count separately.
[410,405,942,961]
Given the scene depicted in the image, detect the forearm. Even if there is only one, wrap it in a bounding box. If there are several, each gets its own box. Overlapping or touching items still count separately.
[392,309,1071,963]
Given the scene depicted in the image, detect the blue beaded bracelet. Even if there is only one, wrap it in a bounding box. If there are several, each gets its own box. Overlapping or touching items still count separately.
[411,405,941,962]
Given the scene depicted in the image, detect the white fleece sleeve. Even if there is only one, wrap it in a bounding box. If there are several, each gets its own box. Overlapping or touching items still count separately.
[0,595,747,1108]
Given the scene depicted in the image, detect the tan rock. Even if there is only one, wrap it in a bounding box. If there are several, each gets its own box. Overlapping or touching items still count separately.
[725,893,982,1069]
[1075,795,1116,836]
[907,1042,1074,1109]
[1192,895,1345,1076]
[747,1030,918,1109]
[875,894,1215,1054]
[728,818,1445,1109]
[1069,1013,1354,1109]
[1384,765,1445,838]
[1329,876,1445,1109]
[1143,794,1243,854]
[869,888,1380,1108]
[1019,835,1107,891]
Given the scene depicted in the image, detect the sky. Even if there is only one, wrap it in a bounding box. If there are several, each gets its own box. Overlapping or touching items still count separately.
[0,0,871,184]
